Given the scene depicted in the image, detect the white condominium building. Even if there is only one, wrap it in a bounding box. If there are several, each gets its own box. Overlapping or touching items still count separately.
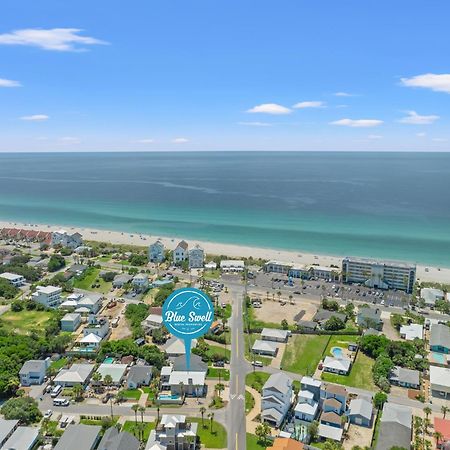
[342,257,416,293]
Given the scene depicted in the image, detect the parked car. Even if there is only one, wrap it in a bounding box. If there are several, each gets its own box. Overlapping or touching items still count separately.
[44,410,53,419]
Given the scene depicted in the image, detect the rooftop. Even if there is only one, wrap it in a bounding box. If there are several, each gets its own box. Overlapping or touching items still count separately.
[54,424,101,450]
[263,372,293,395]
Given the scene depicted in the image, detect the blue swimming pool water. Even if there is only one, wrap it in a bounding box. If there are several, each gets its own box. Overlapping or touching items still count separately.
[103,357,114,364]
[432,352,446,364]
[159,394,181,400]
[331,347,344,358]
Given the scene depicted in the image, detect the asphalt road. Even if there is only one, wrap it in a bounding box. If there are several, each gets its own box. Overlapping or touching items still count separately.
[227,283,247,450]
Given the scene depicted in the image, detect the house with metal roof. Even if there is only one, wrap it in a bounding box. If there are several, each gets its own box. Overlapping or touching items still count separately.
[2,426,39,450]
[54,424,101,450]
[317,423,343,442]
[430,366,450,399]
[261,373,293,427]
[252,339,279,357]
[261,328,290,343]
[347,397,373,427]
[96,363,128,386]
[0,419,19,448]
[430,323,450,354]
[400,323,423,341]
[389,366,420,389]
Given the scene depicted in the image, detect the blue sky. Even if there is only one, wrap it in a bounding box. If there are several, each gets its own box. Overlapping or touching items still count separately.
[0,0,449,152]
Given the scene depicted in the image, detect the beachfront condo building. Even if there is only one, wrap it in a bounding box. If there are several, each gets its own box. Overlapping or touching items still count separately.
[148,239,165,263]
[342,257,416,293]
[188,245,204,269]
[51,230,83,249]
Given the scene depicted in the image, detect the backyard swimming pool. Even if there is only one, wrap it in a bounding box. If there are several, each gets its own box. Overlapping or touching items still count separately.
[431,352,446,364]
[331,347,344,358]
[103,357,114,364]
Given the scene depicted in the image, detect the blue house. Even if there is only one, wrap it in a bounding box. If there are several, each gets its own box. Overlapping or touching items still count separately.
[348,398,373,427]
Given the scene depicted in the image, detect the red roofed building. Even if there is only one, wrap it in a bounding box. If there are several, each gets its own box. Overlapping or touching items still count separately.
[435,418,450,447]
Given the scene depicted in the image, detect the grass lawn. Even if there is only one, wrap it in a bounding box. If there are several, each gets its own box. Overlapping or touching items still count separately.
[0,309,53,335]
[119,389,142,400]
[207,367,230,381]
[122,420,155,441]
[321,351,376,390]
[189,418,227,448]
[206,344,231,361]
[245,390,255,414]
[72,267,112,294]
[98,255,112,262]
[324,334,358,355]
[281,334,330,376]
[80,416,119,427]
[42,420,64,438]
[245,371,270,393]
[244,333,272,366]
[246,433,267,450]
[204,269,221,280]
[50,357,68,372]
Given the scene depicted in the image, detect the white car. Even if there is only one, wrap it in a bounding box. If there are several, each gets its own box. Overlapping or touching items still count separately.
[44,410,53,419]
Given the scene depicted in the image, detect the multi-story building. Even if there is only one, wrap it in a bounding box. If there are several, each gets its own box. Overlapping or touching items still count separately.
[0,272,26,287]
[342,257,416,293]
[261,372,293,427]
[173,240,188,264]
[146,415,197,450]
[31,285,62,308]
[188,245,204,269]
[19,359,49,386]
[51,230,83,249]
[149,240,165,263]
[83,316,109,339]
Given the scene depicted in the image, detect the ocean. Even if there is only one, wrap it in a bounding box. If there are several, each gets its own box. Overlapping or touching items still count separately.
[0,151,450,267]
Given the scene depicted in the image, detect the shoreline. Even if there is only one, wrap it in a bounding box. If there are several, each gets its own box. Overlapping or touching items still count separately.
[1,219,450,284]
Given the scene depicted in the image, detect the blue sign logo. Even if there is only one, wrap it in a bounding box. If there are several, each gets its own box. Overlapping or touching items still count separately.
[162,287,214,370]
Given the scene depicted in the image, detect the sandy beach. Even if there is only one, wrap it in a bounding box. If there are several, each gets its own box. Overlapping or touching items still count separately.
[1,219,450,284]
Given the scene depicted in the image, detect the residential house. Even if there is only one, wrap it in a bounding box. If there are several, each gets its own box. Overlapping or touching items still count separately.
[252,339,279,357]
[261,372,293,427]
[77,293,102,313]
[376,403,412,450]
[142,313,163,333]
[96,364,128,386]
[98,427,140,450]
[347,397,373,427]
[145,414,197,450]
[204,261,217,270]
[0,420,19,448]
[294,390,319,422]
[320,411,342,428]
[172,354,208,372]
[54,424,101,450]
[0,272,25,287]
[389,366,420,389]
[323,398,343,415]
[148,240,165,263]
[317,423,343,443]
[164,337,197,357]
[313,309,347,326]
[300,376,321,400]
[188,245,204,269]
[126,365,153,389]
[320,384,347,413]
[219,260,245,272]
[430,324,450,354]
[173,240,188,264]
[61,313,81,332]
[19,359,49,386]
[67,264,88,277]
[51,230,83,249]
[31,285,62,308]
[322,356,351,375]
[160,363,206,397]
[434,418,450,447]
[421,287,445,308]
[113,273,133,288]
[132,273,149,291]
[400,323,423,341]
[356,307,382,330]
[430,366,450,399]
[2,426,39,450]
[53,363,95,387]
[77,333,103,350]
[261,328,290,343]
[267,437,304,450]
[83,315,109,339]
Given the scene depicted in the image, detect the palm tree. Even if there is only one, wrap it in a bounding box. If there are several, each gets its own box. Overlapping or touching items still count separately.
[209,412,214,433]
[434,431,444,447]
[132,404,139,432]
[156,404,161,425]
[72,383,83,401]
[179,381,185,399]
[139,406,146,442]
[103,374,113,390]
[423,406,432,421]
[441,405,449,419]
[92,372,102,392]
[200,407,206,428]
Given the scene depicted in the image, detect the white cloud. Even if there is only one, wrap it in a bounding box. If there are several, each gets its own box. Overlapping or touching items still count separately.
[292,101,326,109]
[401,73,450,94]
[399,111,439,125]
[333,92,353,97]
[0,28,107,52]
[247,103,291,115]
[238,121,272,127]
[20,114,49,121]
[59,136,80,144]
[368,134,382,139]
[416,132,426,137]
[172,137,189,143]
[134,138,155,144]
[330,118,383,128]
[0,78,21,87]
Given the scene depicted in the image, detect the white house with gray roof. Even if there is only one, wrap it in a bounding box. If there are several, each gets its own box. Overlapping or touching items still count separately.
[348,397,373,427]
[0,272,25,287]
[252,339,279,357]
[2,426,39,450]
[322,356,351,375]
[146,414,197,450]
[389,366,420,389]
[19,359,49,386]
[376,403,412,450]
[54,363,95,387]
[430,366,450,399]
[261,372,293,427]
[31,285,62,308]
[294,390,319,423]
[421,287,444,307]
[261,328,290,343]
[400,323,423,341]
[61,313,81,332]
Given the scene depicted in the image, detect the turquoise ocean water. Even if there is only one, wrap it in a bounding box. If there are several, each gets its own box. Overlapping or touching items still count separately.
[0,152,449,267]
